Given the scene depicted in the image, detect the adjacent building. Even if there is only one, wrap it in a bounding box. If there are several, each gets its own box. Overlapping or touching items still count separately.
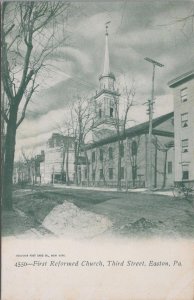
[13,151,44,185]
[168,70,194,185]
[40,133,75,184]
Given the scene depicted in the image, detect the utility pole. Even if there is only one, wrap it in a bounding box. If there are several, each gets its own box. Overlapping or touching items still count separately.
[144,57,164,190]
[52,165,55,185]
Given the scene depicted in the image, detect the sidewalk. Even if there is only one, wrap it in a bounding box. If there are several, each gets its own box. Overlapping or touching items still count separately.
[52,183,174,197]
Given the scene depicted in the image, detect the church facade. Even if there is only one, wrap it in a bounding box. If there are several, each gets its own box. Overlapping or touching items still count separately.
[79,113,174,189]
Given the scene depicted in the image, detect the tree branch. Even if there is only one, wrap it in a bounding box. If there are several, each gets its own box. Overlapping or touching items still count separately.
[16,78,39,128]
[5,24,15,36]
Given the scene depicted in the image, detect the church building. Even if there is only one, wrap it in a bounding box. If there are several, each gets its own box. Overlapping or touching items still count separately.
[79,25,175,189]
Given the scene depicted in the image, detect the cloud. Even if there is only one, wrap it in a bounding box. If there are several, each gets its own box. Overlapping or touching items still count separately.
[50,46,93,76]
[15,107,72,158]
[17,108,68,139]
[24,77,94,119]
[15,132,49,158]
[13,1,193,158]
[119,93,173,126]
[75,11,121,40]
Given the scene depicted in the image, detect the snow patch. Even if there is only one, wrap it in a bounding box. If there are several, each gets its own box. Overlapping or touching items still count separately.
[42,201,112,239]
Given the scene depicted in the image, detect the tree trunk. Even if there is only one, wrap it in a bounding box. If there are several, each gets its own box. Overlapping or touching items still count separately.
[61,144,66,183]
[125,139,128,192]
[132,165,136,188]
[2,107,18,210]
[66,145,69,185]
[1,92,6,183]
[162,150,168,189]
[74,141,78,185]
[117,140,121,190]
[28,165,31,183]
[74,161,78,185]
[83,147,90,187]
[154,138,158,188]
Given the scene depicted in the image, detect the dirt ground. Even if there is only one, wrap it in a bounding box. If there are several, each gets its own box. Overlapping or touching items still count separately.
[2,186,194,238]
[2,188,63,237]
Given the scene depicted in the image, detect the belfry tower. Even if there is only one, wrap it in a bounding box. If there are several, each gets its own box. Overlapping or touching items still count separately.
[92,22,120,141]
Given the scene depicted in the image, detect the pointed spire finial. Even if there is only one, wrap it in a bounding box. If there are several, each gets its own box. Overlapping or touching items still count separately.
[102,21,111,76]
[105,21,111,36]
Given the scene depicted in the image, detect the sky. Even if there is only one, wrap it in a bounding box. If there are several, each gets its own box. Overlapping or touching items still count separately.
[15,0,194,158]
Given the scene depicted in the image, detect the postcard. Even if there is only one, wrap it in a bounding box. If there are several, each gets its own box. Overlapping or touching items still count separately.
[1,0,194,299]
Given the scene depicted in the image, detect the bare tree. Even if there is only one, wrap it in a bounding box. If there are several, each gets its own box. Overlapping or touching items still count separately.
[157,10,194,31]
[54,117,74,185]
[128,136,141,189]
[152,137,174,189]
[54,95,94,186]
[21,149,36,185]
[156,6,194,44]
[113,79,136,190]
[13,155,28,186]
[69,95,95,186]
[1,2,71,209]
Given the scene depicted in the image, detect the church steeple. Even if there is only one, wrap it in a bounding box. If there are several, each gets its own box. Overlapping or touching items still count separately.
[92,22,120,142]
[99,22,115,91]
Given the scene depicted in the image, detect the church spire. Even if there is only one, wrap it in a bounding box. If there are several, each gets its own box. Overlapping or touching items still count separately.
[93,21,120,142]
[99,22,115,91]
[103,22,111,76]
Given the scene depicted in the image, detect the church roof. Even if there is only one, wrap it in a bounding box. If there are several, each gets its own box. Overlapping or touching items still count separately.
[85,112,174,150]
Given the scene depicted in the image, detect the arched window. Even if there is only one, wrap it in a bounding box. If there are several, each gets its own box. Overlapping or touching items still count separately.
[110,107,113,117]
[99,148,103,161]
[120,143,124,158]
[131,141,137,156]
[92,151,95,162]
[132,165,137,180]
[99,108,102,118]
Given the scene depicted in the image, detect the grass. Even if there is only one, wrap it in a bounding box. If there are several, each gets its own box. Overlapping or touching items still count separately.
[2,185,194,238]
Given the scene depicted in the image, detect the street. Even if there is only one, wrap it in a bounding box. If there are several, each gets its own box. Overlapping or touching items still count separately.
[2,186,194,238]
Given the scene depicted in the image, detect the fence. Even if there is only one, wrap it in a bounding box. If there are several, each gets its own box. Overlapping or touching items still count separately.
[81,180,145,189]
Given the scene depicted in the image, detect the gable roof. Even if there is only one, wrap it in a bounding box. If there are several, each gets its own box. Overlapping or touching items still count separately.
[85,112,174,150]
